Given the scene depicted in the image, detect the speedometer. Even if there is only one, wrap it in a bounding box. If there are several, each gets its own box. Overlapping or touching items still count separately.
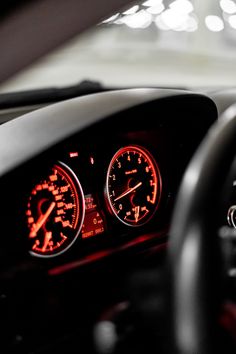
[26,162,85,257]
[106,146,162,226]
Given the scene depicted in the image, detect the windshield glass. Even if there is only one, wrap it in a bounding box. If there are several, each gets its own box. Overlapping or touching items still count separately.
[0,0,236,93]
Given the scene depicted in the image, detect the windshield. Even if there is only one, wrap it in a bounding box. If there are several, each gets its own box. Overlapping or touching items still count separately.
[0,0,236,93]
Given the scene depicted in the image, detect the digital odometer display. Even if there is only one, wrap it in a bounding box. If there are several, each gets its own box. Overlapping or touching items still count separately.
[26,162,85,257]
[81,194,105,239]
[106,146,162,226]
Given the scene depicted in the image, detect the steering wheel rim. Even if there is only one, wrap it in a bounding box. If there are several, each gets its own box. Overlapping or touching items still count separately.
[169,103,236,354]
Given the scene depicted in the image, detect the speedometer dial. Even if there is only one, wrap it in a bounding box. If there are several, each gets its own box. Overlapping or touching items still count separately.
[106,146,162,226]
[26,162,85,257]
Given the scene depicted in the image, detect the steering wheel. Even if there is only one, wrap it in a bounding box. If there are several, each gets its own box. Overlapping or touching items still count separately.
[169,104,236,354]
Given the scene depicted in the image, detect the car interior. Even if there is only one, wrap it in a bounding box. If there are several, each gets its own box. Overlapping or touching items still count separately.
[1,1,236,354]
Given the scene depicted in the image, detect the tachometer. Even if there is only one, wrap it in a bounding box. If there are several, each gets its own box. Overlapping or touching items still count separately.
[106,146,162,226]
[26,162,85,257]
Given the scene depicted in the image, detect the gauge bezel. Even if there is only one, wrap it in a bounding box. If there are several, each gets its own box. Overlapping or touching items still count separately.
[105,145,162,227]
[28,161,85,258]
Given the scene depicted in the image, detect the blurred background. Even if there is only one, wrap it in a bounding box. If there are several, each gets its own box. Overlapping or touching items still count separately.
[1,0,236,92]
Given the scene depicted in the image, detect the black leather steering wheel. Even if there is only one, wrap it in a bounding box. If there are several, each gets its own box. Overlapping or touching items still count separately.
[169,104,236,354]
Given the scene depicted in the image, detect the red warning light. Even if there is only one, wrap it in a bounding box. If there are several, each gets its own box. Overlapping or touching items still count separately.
[69,152,79,158]
[90,156,95,165]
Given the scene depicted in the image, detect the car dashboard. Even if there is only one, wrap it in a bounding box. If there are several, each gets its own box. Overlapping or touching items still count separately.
[0,89,218,353]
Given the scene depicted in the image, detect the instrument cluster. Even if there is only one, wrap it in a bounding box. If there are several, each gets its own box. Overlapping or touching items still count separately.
[25,145,163,258]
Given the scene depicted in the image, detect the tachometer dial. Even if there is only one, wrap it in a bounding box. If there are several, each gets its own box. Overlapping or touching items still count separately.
[106,146,162,226]
[26,162,85,257]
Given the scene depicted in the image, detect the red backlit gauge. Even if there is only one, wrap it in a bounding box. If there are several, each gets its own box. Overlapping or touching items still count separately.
[106,146,162,226]
[26,162,85,257]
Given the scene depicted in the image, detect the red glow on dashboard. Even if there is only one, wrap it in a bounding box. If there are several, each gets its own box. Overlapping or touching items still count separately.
[48,231,167,276]
[220,302,236,340]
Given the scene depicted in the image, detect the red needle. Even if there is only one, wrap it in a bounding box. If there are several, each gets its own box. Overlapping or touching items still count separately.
[42,231,52,252]
[29,201,56,238]
[114,182,142,202]
[134,206,140,223]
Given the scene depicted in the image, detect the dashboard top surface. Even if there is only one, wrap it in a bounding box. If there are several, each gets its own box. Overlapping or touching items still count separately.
[0,88,209,178]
